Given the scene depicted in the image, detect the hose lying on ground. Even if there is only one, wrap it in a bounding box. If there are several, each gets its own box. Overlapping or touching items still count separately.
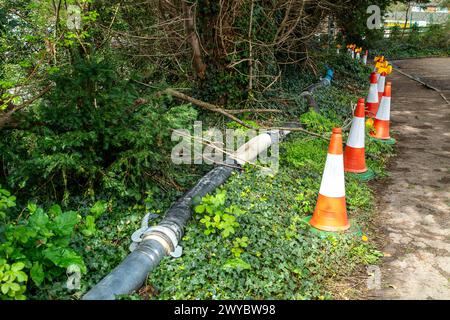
[300,68,334,112]
[82,70,333,300]
[83,165,236,300]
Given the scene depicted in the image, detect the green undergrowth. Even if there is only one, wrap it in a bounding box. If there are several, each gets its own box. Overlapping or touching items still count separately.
[145,107,394,300]
[142,57,393,298]
[146,138,391,299]
[1,49,395,300]
[0,184,195,300]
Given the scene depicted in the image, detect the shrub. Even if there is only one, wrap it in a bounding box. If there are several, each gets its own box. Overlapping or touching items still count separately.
[0,186,85,300]
[0,56,198,201]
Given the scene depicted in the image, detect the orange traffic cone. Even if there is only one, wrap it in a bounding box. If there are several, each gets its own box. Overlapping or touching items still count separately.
[370,81,393,141]
[377,72,386,101]
[344,99,367,173]
[365,72,379,118]
[309,128,350,232]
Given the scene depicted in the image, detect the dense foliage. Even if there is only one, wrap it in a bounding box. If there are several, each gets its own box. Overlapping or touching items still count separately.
[1,57,199,201]
[0,0,434,300]
[0,185,85,299]
[141,60,394,300]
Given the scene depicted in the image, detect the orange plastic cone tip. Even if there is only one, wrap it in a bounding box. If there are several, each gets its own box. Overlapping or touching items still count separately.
[328,127,343,154]
[366,72,379,118]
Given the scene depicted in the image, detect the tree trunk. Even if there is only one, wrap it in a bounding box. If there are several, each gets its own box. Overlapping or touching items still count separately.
[401,2,411,39]
[182,1,206,79]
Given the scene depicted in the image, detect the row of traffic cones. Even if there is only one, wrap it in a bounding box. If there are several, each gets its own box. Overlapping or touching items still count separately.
[340,44,369,65]
[366,55,394,142]
[308,55,395,232]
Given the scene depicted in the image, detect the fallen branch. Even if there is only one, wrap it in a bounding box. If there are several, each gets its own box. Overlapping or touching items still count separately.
[162,88,253,128]
[227,108,282,114]
[161,88,281,114]
[161,88,328,140]
[264,126,329,140]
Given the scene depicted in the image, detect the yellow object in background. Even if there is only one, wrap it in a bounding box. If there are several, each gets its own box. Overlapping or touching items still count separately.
[377,61,393,75]
[374,55,385,63]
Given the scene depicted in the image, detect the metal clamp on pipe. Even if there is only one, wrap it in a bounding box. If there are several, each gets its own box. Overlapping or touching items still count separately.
[142,225,178,255]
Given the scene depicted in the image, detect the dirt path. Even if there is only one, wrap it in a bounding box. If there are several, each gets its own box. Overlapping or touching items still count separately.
[367,58,450,300]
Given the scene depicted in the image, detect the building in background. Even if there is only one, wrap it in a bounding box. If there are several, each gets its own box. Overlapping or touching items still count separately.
[385,1,448,29]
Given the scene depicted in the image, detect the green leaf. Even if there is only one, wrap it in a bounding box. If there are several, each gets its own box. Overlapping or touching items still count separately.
[199,216,210,224]
[0,188,11,197]
[90,200,107,218]
[195,204,205,213]
[27,203,37,214]
[48,204,62,217]
[30,263,45,286]
[81,215,96,237]
[43,247,86,273]
[1,283,10,294]
[52,211,79,236]
[222,258,251,271]
[12,225,37,243]
[15,271,28,282]
[28,210,49,230]
[9,282,20,292]
[11,262,25,272]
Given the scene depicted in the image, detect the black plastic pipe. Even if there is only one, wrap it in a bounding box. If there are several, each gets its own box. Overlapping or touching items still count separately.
[82,165,234,300]
[301,68,334,112]
[82,69,333,300]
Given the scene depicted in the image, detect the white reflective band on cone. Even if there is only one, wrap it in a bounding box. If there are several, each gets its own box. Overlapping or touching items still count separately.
[378,76,386,93]
[319,154,345,198]
[376,73,380,81]
[347,117,365,148]
[367,84,379,103]
[376,97,391,121]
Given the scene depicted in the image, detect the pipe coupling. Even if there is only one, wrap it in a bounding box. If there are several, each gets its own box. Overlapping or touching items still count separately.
[142,225,178,254]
